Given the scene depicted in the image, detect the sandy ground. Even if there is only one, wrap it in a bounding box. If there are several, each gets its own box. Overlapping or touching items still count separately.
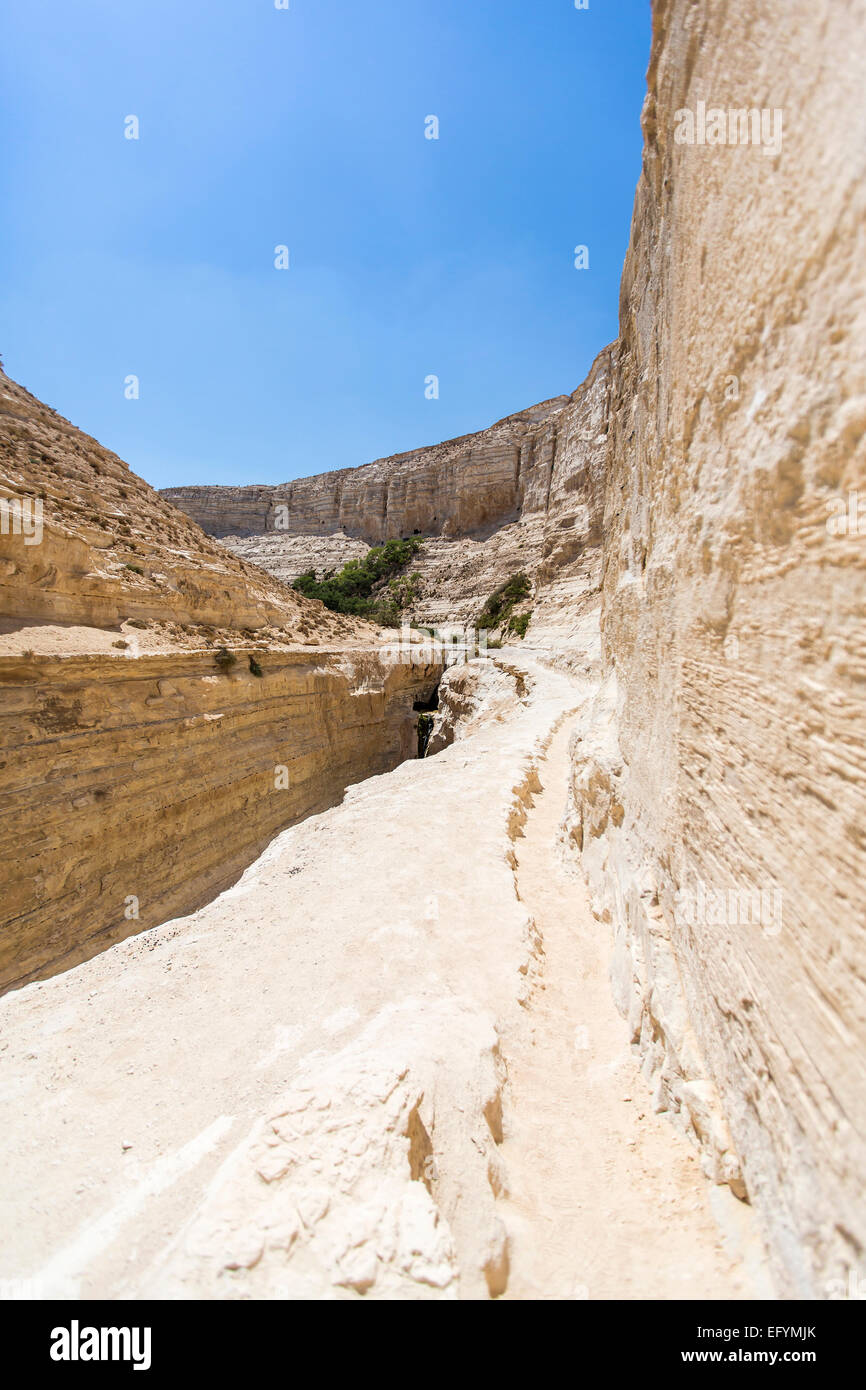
[0,654,774,1300]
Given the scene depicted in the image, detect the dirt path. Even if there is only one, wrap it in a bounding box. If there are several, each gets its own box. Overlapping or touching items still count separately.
[498,716,772,1300]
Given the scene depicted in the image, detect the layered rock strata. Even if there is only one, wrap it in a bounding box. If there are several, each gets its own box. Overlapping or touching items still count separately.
[565,0,866,1298]
[0,647,440,993]
[0,368,440,991]
[161,395,573,542]
[194,349,613,645]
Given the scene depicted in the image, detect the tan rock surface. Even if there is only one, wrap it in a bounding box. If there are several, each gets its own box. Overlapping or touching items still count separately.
[0,368,362,639]
[565,0,866,1298]
[500,715,770,1300]
[0,647,440,994]
[0,371,441,992]
[161,395,572,542]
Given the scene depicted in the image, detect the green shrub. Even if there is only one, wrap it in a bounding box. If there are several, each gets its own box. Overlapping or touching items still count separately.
[248,655,264,677]
[508,611,532,639]
[123,562,144,576]
[214,647,237,671]
[293,537,424,624]
[478,572,531,630]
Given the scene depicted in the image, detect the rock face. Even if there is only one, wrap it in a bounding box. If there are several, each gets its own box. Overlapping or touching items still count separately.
[399,348,612,638]
[564,0,866,1298]
[0,647,440,993]
[161,395,573,542]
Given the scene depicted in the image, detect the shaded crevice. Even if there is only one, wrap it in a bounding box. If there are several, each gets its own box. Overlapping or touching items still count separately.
[414,681,440,757]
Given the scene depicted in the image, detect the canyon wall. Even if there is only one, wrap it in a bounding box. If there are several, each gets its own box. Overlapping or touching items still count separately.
[170,350,613,648]
[3,0,863,1299]
[0,646,440,993]
[161,395,572,542]
[566,0,866,1297]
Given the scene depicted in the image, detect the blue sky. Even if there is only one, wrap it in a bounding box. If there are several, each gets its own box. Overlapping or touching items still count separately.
[1,0,650,489]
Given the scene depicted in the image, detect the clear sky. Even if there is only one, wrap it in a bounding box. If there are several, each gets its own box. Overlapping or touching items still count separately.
[1,0,651,489]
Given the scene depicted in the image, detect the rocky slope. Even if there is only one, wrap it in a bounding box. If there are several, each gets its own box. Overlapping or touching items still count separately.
[179,347,613,648]
[0,371,441,991]
[0,371,362,637]
[565,0,866,1298]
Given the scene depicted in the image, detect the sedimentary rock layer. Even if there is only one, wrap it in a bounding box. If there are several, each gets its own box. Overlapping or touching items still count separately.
[0,367,409,990]
[566,0,866,1297]
[0,647,440,993]
[161,395,575,542]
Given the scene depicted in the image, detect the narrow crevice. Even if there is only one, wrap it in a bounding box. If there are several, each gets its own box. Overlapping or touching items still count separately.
[414,681,440,757]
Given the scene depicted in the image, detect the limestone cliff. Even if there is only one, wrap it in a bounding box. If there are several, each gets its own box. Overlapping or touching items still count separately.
[161,395,571,542]
[168,349,612,648]
[565,0,866,1298]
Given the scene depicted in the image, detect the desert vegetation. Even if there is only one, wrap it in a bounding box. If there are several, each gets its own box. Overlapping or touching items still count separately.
[293,537,424,624]
[477,572,532,634]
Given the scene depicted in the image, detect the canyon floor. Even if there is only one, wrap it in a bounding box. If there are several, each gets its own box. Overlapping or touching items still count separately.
[0,646,773,1299]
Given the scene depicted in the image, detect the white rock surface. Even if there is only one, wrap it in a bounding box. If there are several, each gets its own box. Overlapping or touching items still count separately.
[0,653,766,1299]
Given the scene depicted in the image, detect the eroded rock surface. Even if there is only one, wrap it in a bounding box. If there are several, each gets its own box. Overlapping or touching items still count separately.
[0,648,440,992]
[564,0,866,1298]
[181,348,612,648]
[0,371,442,990]
[0,371,359,637]
[161,394,573,542]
